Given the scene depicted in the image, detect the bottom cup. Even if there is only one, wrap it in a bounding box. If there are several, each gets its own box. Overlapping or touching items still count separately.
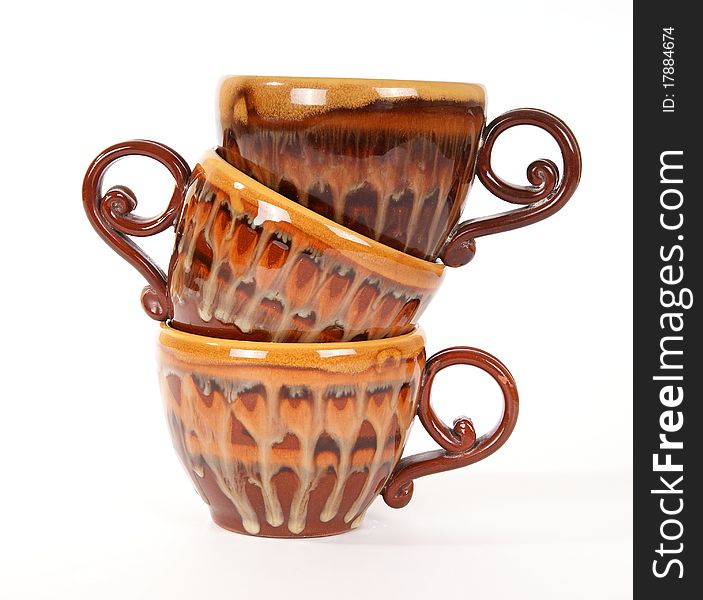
[157,325,519,538]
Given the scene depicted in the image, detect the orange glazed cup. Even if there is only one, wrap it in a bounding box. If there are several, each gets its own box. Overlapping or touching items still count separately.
[83,143,444,342]
[157,325,519,538]
[218,76,582,265]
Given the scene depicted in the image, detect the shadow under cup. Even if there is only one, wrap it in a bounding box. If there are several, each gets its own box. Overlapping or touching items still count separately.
[157,325,519,538]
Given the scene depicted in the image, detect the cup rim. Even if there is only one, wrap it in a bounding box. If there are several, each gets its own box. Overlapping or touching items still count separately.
[220,75,485,100]
[219,76,486,123]
[159,322,426,368]
[200,148,446,276]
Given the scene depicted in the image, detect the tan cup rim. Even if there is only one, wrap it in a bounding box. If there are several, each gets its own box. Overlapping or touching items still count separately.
[159,323,426,370]
[219,75,486,123]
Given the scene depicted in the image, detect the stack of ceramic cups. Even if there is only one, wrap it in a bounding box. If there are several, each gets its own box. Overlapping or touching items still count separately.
[83,76,581,538]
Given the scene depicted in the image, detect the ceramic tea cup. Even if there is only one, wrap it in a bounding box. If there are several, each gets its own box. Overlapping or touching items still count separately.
[157,325,519,537]
[219,76,582,265]
[83,142,444,342]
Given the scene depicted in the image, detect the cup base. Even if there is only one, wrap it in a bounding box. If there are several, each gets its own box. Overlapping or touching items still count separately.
[210,508,363,539]
[189,454,367,538]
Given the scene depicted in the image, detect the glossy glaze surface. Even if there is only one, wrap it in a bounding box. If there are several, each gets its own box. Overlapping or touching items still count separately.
[160,326,424,536]
[219,76,486,261]
[440,108,583,266]
[157,326,519,538]
[168,150,444,342]
[82,140,192,320]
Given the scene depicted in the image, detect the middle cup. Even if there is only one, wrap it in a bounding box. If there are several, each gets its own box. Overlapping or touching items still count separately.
[170,149,445,342]
[83,142,444,343]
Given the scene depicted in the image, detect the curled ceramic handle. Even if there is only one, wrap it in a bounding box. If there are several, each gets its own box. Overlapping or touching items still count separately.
[382,347,519,509]
[440,108,582,267]
[82,140,191,320]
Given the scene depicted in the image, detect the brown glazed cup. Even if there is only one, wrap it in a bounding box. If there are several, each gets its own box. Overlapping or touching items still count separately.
[219,76,582,265]
[83,143,444,342]
[158,325,519,537]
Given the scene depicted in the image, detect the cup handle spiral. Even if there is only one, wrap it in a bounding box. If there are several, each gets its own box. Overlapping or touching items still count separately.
[82,140,191,320]
[382,347,519,509]
[439,108,582,267]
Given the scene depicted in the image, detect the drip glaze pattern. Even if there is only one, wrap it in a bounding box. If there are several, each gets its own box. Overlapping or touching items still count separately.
[159,327,424,537]
[158,327,519,538]
[219,76,485,261]
[168,151,444,342]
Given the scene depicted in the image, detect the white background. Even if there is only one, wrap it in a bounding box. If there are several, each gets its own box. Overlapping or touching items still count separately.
[1,1,632,598]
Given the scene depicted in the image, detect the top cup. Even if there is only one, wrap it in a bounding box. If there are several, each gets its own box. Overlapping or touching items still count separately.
[219,76,483,262]
[219,76,581,265]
